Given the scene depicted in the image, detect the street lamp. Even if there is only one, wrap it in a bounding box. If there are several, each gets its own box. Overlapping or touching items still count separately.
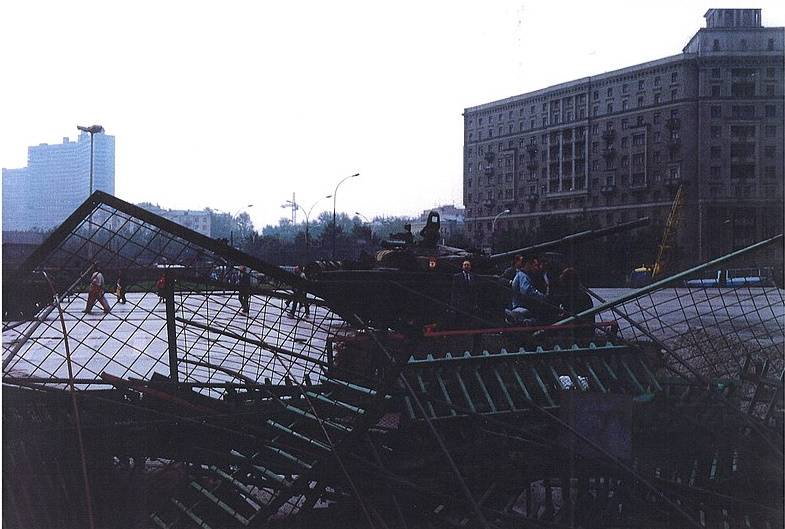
[230,204,254,247]
[282,195,332,248]
[77,124,104,259]
[354,211,373,239]
[332,173,360,259]
[76,124,105,197]
[491,209,511,251]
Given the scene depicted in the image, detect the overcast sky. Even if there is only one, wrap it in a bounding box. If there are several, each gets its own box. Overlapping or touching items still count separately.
[2,1,783,229]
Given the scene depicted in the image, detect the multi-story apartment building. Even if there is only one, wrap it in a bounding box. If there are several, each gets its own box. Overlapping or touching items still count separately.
[136,203,213,237]
[2,131,115,231]
[463,8,783,265]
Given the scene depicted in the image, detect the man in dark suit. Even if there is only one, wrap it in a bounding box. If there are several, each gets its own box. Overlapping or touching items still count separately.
[451,260,479,328]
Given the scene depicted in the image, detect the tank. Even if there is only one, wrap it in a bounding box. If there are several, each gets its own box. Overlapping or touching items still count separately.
[305,213,651,328]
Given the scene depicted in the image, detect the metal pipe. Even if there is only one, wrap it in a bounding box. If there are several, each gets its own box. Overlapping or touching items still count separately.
[555,233,783,326]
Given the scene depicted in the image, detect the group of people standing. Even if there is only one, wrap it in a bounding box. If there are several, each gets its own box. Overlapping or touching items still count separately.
[449,255,594,328]
[504,254,592,326]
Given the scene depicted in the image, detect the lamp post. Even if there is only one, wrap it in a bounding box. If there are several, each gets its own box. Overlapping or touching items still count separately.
[332,173,360,259]
[354,211,373,239]
[76,124,104,197]
[491,209,511,252]
[230,204,254,247]
[283,195,332,248]
[77,124,104,259]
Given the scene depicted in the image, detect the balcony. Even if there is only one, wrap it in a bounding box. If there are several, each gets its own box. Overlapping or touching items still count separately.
[600,184,617,194]
[602,147,617,159]
[524,193,539,202]
[482,199,495,208]
[483,166,494,175]
[666,117,681,129]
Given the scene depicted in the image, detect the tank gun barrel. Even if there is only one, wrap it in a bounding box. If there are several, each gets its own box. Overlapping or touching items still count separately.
[489,217,650,261]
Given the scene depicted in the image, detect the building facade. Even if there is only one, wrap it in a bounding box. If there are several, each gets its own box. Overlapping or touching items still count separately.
[2,132,115,231]
[137,203,213,237]
[463,8,783,265]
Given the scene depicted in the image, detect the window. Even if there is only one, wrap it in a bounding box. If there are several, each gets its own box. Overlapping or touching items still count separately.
[593,91,599,100]
[732,105,755,119]
[542,117,547,127]
[710,166,720,178]
[768,38,774,51]
[591,160,599,170]
[530,119,535,129]
[633,153,644,167]
[621,118,628,129]
[654,76,661,86]
[767,68,776,78]
[542,103,547,111]
[711,68,721,78]
[638,79,645,90]
[621,137,628,148]
[653,151,661,163]
[711,105,721,118]
[637,96,644,108]
[765,125,776,138]
[765,145,776,158]
[713,39,720,51]
[740,39,747,51]
[765,166,776,179]
[622,83,629,94]
[711,85,721,97]
[670,109,679,118]
[636,116,644,127]
[710,146,721,158]
[654,131,661,142]
[607,87,613,97]
[489,129,493,138]
[591,141,598,153]
[765,105,776,118]
[711,126,721,138]
[654,93,661,104]
[671,72,678,82]
[632,133,644,146]
[766,85,775,96]
[621,156,629,168]
[607,103,613,114]
[671,89,677,100]
[653,112,661,124]
[591,124,599,135]
[592,105,598,116]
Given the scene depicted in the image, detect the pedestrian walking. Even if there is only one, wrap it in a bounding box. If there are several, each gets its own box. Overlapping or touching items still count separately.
[288,266,310,318]
[238,266,251,314]
[116,272,127,304]
[83,265,112,314]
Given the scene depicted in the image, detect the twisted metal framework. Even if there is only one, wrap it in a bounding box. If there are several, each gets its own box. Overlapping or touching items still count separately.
[2,192,783,529]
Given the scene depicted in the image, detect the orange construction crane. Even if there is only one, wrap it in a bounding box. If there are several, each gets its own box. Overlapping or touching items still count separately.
[652,184,684,279]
